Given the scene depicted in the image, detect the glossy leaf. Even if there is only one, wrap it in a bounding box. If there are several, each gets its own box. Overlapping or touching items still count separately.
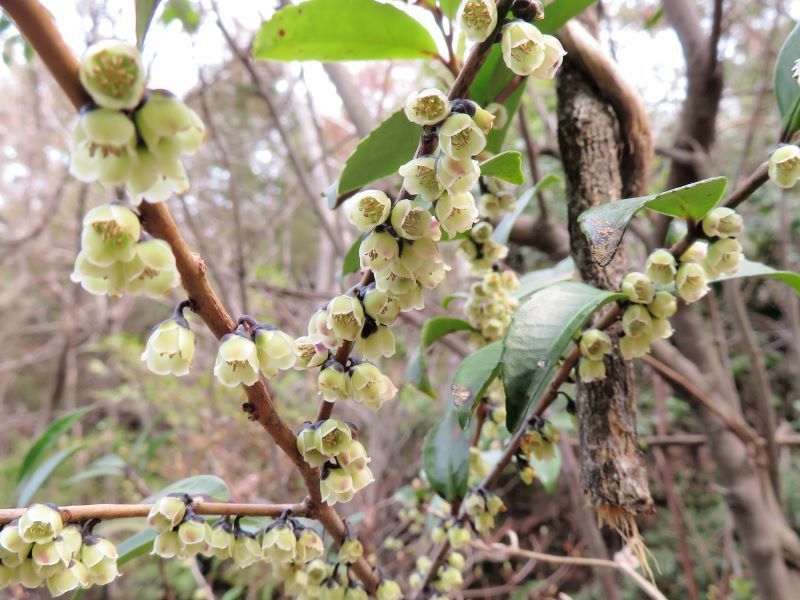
[503,281,625,432]
[439,0,461,19]
[342,235,363,277]
[17,406,91,484]
[537,0,598,34]
[253,0,438,62]
[513,257,575,300]
[423,407,469,501]
[135,0,162,48]
[709,259,800,295]
[15,445,84,506]
[578,177,727,267]
[406,317,473,396]
[479,151,525,185]
[492,173,560,245]
[775,23,800,134]
[452,342,503,428]
[337,109,421,196]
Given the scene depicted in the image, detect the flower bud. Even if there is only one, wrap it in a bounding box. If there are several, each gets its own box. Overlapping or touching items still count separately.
[436,154,481,193]
[339,537,363,564]
[357,325,396,361]
[315,419,353,457]
[262,521,296,563]
[447,525,471,549]
[320,466,356,505]
[351,363,397,410]
[18,504,63,544]
[676,262,709,303]
[479,193,502,218]
[232,532,262,568]
[362,286,400,325]
[702,207,743,239]
[645,249,677,285]
[135,91,206,158]
[294,335,329,369]
[79,40,145,110]
[439,113,486,159]
[619,334,651,360]
[435,565,464,592]
[485,102,509,129]
[81,203,141,267]
[214,331,261,387]
[622,305,653,338]
[376,579,403,600]
[318,362,351,403]
[768,144,800,188]
[141,318,195,377]
[347,190,391,232]
[254,328,297,378]
[501,20,546,76]
[621,272,655,304]
[152,530,181,558]
[704,238,743,275]
[47,559,89,596]
[579,328,612,361]
[148,495,187,533]
[404,88,451,126]
[345,585,369,600]
[458,0,498,41]
[648,291,678,319]
[360,230,400,272]
[579,357,606,382]
[531,34,567,80]
[471,220,494,243]
[390,199,433,240]
[207,522,235,559]
[0,520,32,556]
[398,156,444,201]
[472,104,497,134]
[431,525,447,544]
[436,191,479,237]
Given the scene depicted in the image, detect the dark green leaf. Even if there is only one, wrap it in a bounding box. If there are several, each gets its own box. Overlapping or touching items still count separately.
[514,257,574,300]
[135,0,162,49]
[423,407,469,501]
[479,151,525,185]
[453,342,503,428]
[15,445,84,506]
[578,177,727,267]
[17,406,92,484]
[709,258,800,295]
[503,281,625,432]
[537,0,598,33]
[144,475,230,502]
[342,235,363,277]
[406,317,473,396]
[775,23,800,134]
[337,109,421,196]
[252,0,438,62]
[492,173,560,245]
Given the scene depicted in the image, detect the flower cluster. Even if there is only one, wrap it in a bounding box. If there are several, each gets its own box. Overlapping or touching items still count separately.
[297,420,375,505]
[70,202,180,298]
[213,318,297,387]
[70,40,205,204]
[458,221,509,274]
[0,504,119,595]
[463,269,520,345]
[409,552,465,597]
[515,418,560,484]
[464,488,507,533]
[316,357,398,411]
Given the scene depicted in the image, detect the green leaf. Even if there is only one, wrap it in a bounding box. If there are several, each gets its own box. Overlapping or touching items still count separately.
[144,475,231,502]
[441,292,469,309]
[117,527,157,565]
[252,0,438,62]
[337,109,421,196]
[537,0,598,33]
[135,0,162,49]
[709,259,800,295]
[15,445,84,506]
[492,174,560,245]
[342,235,363,277]
[644,7,664,29]
[161,0,200,33]
[578,177,727,267]
[514,257,575,300]
[452,342,503,428]
[423,407,469,501]
[479,151,525,185]
[406,317,473,396]
[64,454,126,486]
[775,23,800,134]
[439,0,461,19]
[502,281,625,432]
[17,406,92,485]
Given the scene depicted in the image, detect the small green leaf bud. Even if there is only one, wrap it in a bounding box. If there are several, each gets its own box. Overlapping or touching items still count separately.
[262,521,296,563]
[79,40,145,110]
[702,207,743,238]
[318,362,351,403]
[768,145,800,188]
[347,190,391,232]
[213,331,261,387]
[315,419,353,457]
[458,0,498,42]
[18,504,63,545]
[339,537,363,564]
[254,328,297,378]
[439,113,486,159]
[648,291,677,319]
[398,156,444,201]
[436,191,479,237]
[619,334,651,360]
[645,249,677,285]
[404,88,451,126]
[579,328,612,360]
[676,262,709,303]
[391,199,433,240]
[622,304,653,338]
[578,357,606,383]
[376,578,403,600]
[621,271,655,304]
[501,21,546,76]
